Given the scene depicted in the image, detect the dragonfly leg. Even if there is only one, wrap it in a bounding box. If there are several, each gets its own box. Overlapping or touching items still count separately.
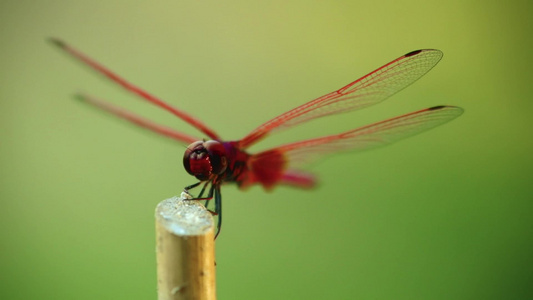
[183,181,221,238]
[184,181,202,192]
[184,182,217,212]
[214,185,222,239]
[197,181,211,208]
[184,181,212,200]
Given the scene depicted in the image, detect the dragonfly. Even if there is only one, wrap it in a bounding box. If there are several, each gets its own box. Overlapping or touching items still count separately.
[50,38,463,238]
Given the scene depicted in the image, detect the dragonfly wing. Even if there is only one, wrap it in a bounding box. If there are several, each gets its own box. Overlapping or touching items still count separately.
[50,38,220,140]
[253,106,463,171]
[76,92,200,144]
[239,49,443,148]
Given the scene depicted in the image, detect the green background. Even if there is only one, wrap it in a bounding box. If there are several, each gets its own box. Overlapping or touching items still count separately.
[1,1,532,299]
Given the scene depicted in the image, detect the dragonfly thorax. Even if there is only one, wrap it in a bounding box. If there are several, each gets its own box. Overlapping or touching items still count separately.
[183,140,228,181]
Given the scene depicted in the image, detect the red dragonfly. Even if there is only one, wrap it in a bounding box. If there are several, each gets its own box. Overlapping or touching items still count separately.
[50,39,463,238]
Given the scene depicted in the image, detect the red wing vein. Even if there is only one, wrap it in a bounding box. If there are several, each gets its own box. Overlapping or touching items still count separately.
[76,93,200,145]
[50,38,219,140]
[255,106,463,168]
[239,49,443,148]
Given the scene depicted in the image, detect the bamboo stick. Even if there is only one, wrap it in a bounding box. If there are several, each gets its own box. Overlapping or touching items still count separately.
[155,192,216,300]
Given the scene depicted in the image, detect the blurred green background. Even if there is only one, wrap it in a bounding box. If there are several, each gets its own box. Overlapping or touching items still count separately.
[1,1,532,299]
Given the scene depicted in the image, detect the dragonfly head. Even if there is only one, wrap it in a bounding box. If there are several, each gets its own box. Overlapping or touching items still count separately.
[183,140,228,181]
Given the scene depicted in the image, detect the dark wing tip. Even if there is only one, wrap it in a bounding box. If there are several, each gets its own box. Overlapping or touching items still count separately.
[73,92,87,102]
[404,49,423,57]
[404,49,443,57]
[428,105,465,117]
[429,105,463,111]
[47,37,66,48]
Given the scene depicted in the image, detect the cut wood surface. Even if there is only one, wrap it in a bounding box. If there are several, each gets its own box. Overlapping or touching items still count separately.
[155,193,216,300]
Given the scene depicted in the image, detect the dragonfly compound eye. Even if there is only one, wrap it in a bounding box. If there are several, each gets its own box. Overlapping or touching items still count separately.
[183,140,227,180]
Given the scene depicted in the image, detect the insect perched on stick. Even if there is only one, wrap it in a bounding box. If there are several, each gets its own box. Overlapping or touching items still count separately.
[50,39,463,238]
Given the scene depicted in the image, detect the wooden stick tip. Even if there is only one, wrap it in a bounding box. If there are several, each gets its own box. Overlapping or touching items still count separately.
[155,192,214,236]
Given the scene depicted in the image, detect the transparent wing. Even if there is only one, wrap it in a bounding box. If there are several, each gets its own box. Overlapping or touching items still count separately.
[50,38,220,140]
[75,92,200,144]
[239,49,443,148]
[254,106,463,168]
